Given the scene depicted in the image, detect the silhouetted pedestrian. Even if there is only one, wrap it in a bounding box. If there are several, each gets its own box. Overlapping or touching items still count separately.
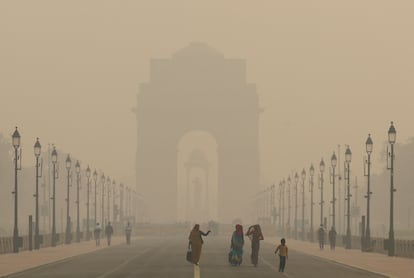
[94,222,101,247]
[105,222,114,246]
[318,225,325,250]
[329,227,337,250]
[125,222,132,245]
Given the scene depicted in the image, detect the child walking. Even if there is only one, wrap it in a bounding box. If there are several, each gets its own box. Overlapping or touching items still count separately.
[275,238,288,272]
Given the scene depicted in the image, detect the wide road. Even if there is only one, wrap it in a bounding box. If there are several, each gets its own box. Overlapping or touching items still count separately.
[7,236,387,278]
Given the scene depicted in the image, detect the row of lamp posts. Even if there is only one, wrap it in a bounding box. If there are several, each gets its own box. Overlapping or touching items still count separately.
[260,122,396,256]
[8,127,136,253]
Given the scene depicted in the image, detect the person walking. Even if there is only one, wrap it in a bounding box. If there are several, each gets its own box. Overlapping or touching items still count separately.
[229,224,244,266]
[188,224,211,265]
[246,224,264,267]
[275,238,288,273]
[105,221,114,246]
[94,222,101,247]
[328,226,337,250]
[318,225,325,250]
[125,222,132,245]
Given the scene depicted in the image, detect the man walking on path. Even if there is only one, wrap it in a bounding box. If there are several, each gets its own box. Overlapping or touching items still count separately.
[328,227,337,250]
[94,223,101,247]
[125,222,132,245]
[105,222,114,246]
[318,225,325,250]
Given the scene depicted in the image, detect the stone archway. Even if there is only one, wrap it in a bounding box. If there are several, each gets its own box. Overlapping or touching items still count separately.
[135,42,260,223]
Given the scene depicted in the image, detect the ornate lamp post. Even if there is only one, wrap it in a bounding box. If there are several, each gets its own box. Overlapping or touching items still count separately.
[93,170,98,226]
[294,172,299,239]
[107,177,111,223]
[301,169,306,240]
[345,146,352,249]
[309,164,315,242]
[65,154,72,244]
[319,159,325,227]
[120,183,124,223]
[86,166,91,241]
[12,127,21,253]
[75,161,81,243]
[101,174,105,228]
[270,184,276,225]
[34,138,42,249]
[287,176,291,236]
[278,181,282,229]
[112,180,116,223]
[281,179,286,230]
[364,134,373,250]
[51,147,58,247]
[330,152,337,230]
[387,122,396,256]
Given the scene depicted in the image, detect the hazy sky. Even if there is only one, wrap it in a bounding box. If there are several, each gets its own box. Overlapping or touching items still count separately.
[1,1,414,188]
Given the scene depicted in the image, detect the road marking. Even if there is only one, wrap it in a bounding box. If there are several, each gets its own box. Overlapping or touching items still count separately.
[96,248,151,278]
[194,264,200,278]
[259,256,294,278]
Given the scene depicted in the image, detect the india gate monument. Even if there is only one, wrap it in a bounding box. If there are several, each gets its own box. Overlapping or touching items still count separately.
[135,43,260,224]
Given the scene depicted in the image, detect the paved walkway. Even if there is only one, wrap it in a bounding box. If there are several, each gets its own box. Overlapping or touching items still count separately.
[266,237,414,278]
[0,236,130,277]
[1,236,413,278]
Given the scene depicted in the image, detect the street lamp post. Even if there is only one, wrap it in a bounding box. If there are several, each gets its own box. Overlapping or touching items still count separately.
[281,179,286,230]
[309,164,315,242]
[112,180,116,223]
[387,122,396,256]
[364,134,373,250]
[12,127,21,253]
[75,161,81,243]
[34,138,42,249]
[51,147,58,247]
[107,177,111,223]
[101,174,105,228]
[270,184,275,225]
[301,169,306,240]
[278,182,282,229]
[319,159,325,227]
[330,152,337,230]
[120,183,124,223]
[294,172,299,240]
[93,170,98,227]
[345,146,352,249]
[86,166,91,241]
[65,155,72,244]
[287,176,291,236]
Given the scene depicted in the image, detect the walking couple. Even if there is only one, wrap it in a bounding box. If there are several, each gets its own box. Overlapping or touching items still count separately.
[229,224,264,267]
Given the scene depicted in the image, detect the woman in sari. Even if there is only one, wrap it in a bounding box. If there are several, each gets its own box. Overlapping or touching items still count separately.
[246,224,264,267]
[230,224,244,266]
[188,224,211,265]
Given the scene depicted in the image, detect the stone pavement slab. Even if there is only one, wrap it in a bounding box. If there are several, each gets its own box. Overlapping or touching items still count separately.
[266,237,414,278]
[0,236,130,277]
